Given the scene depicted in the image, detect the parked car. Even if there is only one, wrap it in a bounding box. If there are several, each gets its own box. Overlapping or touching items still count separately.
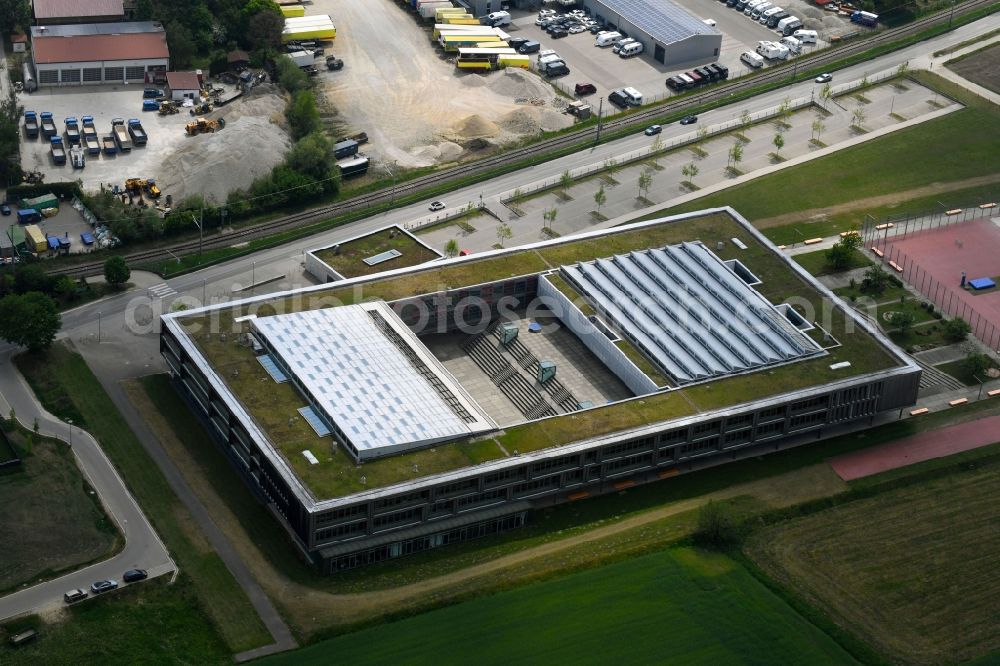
[644,124,662,136]
[429,201,446,211]
[91,579,118,594]
[551,29,568,39]
[575,82,597,95]
[64,588,88,603]
[815,72,833,83]
[569,24,586,33]
[0,203,10,216]
[679,115,698,125]
[142,88,164,99]
[123,569,148,583]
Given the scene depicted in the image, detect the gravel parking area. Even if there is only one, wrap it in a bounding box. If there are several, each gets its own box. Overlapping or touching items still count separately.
[18,83,290,203]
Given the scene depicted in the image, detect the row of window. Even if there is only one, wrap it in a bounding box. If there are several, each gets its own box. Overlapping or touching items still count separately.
[38,65,149,85]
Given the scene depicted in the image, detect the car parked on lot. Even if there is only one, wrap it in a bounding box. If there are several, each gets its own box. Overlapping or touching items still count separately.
[91,579,118,594]
[0,203,10,216]
[815,72,833,83]
[575,82,597,95]
[644,124,662,136]
[429,201,446,212]
[679,115,698,125]
[64,588,88,603]
[142,88,164,99]
[123,569,148,583]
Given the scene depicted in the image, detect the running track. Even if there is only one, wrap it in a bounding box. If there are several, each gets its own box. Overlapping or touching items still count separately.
[828,415,1000,481]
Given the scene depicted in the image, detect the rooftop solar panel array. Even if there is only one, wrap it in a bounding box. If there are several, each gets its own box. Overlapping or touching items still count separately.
[561,242,819,385]
[251,303,494,458]
[257,354,289,383]
[595,0,716,45]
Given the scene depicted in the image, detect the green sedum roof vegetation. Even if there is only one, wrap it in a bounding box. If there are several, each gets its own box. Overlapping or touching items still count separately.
[178,210,901,501]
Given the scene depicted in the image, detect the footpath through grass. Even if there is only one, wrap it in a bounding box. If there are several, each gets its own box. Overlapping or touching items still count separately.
[261,546,855,666]
[14,344,272,656]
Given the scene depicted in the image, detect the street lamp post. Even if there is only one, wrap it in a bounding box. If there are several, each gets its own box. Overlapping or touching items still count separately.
[97,311,102,342]
[67,418,73,447]
[251,261,256,291]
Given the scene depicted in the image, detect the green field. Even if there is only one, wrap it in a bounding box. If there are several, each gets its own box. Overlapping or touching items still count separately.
[0,425,119,593]
[261,546,855,666]
[0,578,231,665]
[312,227,440,278]
[746,443,1000,664]
[15,345,272,655]
[792,247,872,276]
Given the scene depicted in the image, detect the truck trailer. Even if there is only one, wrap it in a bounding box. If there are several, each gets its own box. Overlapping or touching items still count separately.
[50,136,66,165]
[82,116,101,154]
[851,10,879,26]
[127,118,148,146]
[64,117,81,145]
[40,112,56,138]
[24,225,47,253]
[111,118,132,152]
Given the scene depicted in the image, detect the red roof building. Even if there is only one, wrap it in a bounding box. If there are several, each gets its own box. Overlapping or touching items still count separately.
[30,22,169,87]
[33,0,125,24]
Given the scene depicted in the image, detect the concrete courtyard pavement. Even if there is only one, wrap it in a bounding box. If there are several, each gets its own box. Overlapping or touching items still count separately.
[0,346,176,623]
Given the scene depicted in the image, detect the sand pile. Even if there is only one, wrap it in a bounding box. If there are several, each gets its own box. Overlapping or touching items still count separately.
[460,73,489,88]
[487,69,554,100]
[451,114,500,139]
[437,141,464,161]
[156,115,291,202]
[498,109,540,134]
[800,7,824,21]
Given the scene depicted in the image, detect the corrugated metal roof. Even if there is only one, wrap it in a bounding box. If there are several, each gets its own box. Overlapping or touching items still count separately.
[32,32,169,64]
[33,0,124,19]
[561,242,819,384]
[593,0,717,44]
[166,71,200,90]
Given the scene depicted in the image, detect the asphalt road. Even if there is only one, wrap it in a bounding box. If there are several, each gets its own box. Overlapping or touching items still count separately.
[0,346,176,622]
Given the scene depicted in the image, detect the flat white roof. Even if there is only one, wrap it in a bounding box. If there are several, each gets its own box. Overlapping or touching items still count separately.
[251,302,494,459]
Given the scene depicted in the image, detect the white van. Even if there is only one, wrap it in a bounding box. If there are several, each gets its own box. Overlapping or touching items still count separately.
[619,42,644,58]
[779,35,801,53]
[612,37,637,53]
[793,29,818,43]
[622,86,643,106]
[538,53,561,65]
[743,0,765,16]
[536,49,558,61]
[595,31,622,47]
[740,51,765,68]
[760,6,783,23]
[484,11,511,26]
[750,2,773,19]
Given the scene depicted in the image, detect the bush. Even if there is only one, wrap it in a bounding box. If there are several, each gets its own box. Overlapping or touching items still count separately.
[286,90,320,141]
[5,181,81,203]
[103,256,131,287]
[693,501,746,550]
[943,317,972,342]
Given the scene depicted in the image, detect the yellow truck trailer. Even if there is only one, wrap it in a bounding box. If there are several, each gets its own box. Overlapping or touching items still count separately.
[280,4,305,17]
[282,15,336,41]
[24,224,46,253]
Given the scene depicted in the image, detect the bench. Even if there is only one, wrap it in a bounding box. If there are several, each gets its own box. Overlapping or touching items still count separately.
[568,491,590,501]
[613,480,636,491]
[979,202,997,209]
[988,388,1000,397]
[909,407,929,416]
[658,468,679,479]
[803,237,823,245]
[875,223,894,230]
[777,244,787,251]
[840,230,860,238]
[948,398,968,407]
[888,261,903,272]
[945,208,963,216]
[870,246,884,257]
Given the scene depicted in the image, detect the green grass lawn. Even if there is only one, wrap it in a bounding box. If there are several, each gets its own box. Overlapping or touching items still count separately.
[745,441,1000,664]
[665,73,1000,224]
[14,345,272,655]
[793,248,872,276]
[312,227,440,279]
[0,578,232,666]
[0,424,119,593]
[832,282,910,304]
[935,357,1000,386]
[888,320,951,351]
[260,546,855,666]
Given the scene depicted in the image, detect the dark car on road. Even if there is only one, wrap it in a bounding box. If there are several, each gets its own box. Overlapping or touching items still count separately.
[0,203,10,216]
[123,569,148,583]
[575,82,597,95]
[679,115,698,125]
[64,588,88,603]
[643,124,662,136]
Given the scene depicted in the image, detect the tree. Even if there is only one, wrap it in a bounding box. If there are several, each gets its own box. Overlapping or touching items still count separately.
[104,256,131,288]
[811,118,826,141]
[0,292,61,353]
[772,132,785,158]
[693,501,744,550]
[892,310,916,336]
[246,8,283,50]
[496,223,512,248]
[53,275,77,301]
[861,265,892,296]
[825,242,854,270]
[964,352,992,379]
[819,83,833,108]
[559,169,573,195]
[943,317,972,342]
[593,184,606,215]
[778,97,792,126]
[286,131,333,182]
[680,162,698,187]
[897,60,910,77]
[727,140,743,171]
[603,158,619,182]
[444,239,459,257]
[165,20,197,69]
[696,125,709,144]
[275,57,309,93]
[0,0,32,34]
[286,90,320,140]
[637,169,652,198]
[543,207,557,230]
[852,104,867,129]
[650,133,664,154]
[739,109,752,133]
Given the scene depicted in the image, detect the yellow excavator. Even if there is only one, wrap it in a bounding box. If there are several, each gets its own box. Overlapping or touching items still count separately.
[185,117,226,136]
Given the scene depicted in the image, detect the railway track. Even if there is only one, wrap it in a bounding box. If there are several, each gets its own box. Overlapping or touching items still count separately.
[50,0,996,278]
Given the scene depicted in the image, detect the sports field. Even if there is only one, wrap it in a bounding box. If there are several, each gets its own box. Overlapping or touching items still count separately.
[746,446,1000,664]
[260,546,855,666]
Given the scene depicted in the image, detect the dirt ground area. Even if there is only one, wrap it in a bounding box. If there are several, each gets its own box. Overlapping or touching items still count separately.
[313,0,572,169]
[18,83,290,203]
[947,43,1000,94]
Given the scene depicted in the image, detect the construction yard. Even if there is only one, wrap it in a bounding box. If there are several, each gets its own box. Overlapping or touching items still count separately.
[20,84,290,203]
